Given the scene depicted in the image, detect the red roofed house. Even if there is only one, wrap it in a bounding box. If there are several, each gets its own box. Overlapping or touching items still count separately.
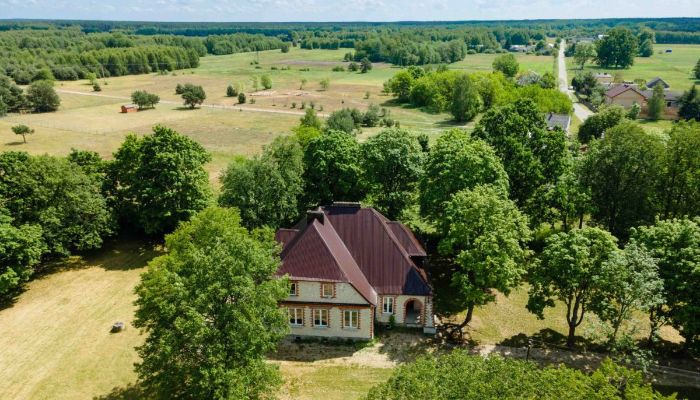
[275,202,435,340]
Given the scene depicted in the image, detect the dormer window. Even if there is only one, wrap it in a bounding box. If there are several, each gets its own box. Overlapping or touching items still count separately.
[321,283,333,298]
[290,282,298,296]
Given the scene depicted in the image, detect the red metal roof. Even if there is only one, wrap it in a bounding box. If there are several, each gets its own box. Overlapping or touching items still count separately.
[275,228,298,248]
[276,204,431,297]
[277,219,377,305]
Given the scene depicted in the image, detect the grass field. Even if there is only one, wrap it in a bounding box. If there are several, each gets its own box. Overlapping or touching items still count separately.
[0,47,555,182]
[566,44,700,91]
[0,239,685,400]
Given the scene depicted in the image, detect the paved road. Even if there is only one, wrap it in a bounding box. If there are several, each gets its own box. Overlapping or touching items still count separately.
[557,40,594,122]
[56,89,328,117]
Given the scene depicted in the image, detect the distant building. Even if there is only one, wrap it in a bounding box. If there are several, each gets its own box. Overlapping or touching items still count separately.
[545,113,571,133]
[121,104,138,113]
[509,44,535,53]
[594,73,614,85]
[605,83,680,119]
[646,77,670,89]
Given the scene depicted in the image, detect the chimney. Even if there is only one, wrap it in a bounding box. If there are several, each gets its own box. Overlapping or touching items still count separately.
[306,210,324,225]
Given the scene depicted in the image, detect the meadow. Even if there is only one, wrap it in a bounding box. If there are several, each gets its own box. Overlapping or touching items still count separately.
[566,44,700,91]
[0,240,683,400]
[0,47,555,182]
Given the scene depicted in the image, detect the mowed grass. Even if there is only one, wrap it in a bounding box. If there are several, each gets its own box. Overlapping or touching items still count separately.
[0,240,395,400]
[1,47,556,184]
[566,44,700,91]
[452,52,556,76]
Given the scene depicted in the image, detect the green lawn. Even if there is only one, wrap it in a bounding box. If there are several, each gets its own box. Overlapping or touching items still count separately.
[566,44,700,91]
[451,52,556,76]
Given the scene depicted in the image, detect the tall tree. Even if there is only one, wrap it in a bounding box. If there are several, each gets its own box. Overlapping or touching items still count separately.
[0,212,45,299]
[573,42,596,70]
[219,136,304,229]
[131,90,160,109]
[134,207,288,399]
[107,125,212,235]
[647,82,665,121]
[595,28,638,69]
[593,243,664,344]
[473,99,568,209]
[419,129,509,221]
[302,131,364,207]
[660,121,700,218]
[577,104,626,143]
[678,85,700,121]
[0,152,113,255]
[438,185,530,330]
[26,80,60,112]
[527,227,619,348]
[492,54,519,78]
[180,83,206,109]
[361,128,423,219]
[630,218,700,350]
[578,121,664,238]
[11,124,34,143]
[450,74,482,122]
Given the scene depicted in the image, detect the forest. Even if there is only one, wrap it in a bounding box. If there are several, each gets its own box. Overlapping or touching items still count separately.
[0,18,699,83]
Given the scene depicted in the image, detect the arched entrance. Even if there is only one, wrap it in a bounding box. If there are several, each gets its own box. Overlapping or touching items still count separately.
[403,298,423,326]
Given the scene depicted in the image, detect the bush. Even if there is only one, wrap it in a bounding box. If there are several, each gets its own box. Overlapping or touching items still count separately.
[238,92,246,104]
[26,80,60,112]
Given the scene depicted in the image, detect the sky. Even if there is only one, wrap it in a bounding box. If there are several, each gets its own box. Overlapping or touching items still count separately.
[0,0,698,22]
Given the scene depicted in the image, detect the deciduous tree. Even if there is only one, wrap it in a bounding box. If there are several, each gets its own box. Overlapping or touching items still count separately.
[595,28,638,69]
[11,124,34,143]
[527,227,619,348]
[26,80,60,112]
[179,83,206,109]
[134,207,288,399]
[492,54,519,78]
[450,74,482,122]
[0,212,44,299]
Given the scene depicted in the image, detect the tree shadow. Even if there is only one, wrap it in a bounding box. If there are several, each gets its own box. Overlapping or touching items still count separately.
[267,336,365,362]
[93,383,146,400]
[498,328,598,351]
[4,141,26,146]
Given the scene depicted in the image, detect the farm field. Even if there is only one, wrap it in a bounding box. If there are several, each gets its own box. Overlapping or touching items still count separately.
[0,239,684,400]
[0,47,555,182]
[566,44,700,91]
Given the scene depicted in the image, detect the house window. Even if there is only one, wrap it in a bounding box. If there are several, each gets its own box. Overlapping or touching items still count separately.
[313,309,328,327]
[343,310,359,328]
[290,282,298,296]
[321,283,333,298]
[383,297,394,314]
[288,308,303,326]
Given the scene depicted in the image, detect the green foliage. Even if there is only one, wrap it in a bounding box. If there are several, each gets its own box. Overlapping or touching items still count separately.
[260,74,272,90]
[11,124,34,143]
[627,102,641,119]
[0,152,112,255]
[678,85,700,121]
[528,227,620,348]
[578,104,626,143]
[367,351,671,400]
[438,185,531,326]
[226,84,237,97]
[595,27,638,68]
[660,121,700,218]
[219,136,304,229]
[450,73,482,122]
[130,90,160,109]
[571,71,603,97]
[492,53,519,78]
[360,57,372,73]
[133,207,288,399]
[647,83,665,121]
[319,77,330,90]
[419,129,509,221]
[578,121,664,238]
[26,80,60,112]
[639,39,654,57]
[473,99,568,209]
[299,108,322,130]
[573,42,596,69]
[360,128,423,219]
[302,131,364,207]
[179,83,206,108]
[237,92,246,104]
[292,125,321,149]
[0,75,26,113]
[107,125,212,235]
[325,108,361,134]
[0,212,45,299]
[631,218,700,351]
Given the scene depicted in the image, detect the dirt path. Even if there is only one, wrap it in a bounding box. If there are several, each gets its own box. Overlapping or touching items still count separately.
[557,40,594,122]
[56,89,328,117]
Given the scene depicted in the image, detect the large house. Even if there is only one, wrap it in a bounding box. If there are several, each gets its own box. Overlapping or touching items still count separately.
[604,83,680,119]
[274,202,435,340]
